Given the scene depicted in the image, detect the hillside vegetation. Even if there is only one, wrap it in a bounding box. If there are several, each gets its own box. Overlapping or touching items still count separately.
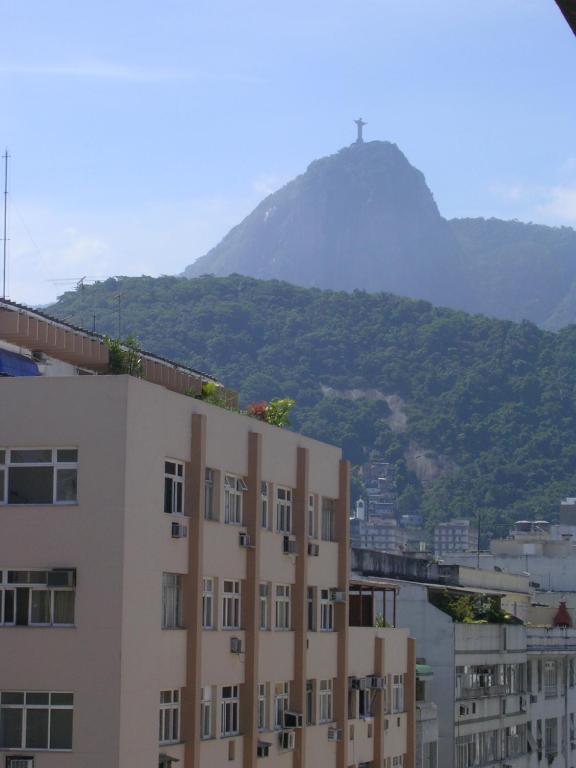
[48,275,576,536]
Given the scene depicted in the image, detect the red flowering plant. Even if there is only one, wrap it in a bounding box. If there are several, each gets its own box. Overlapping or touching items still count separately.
[247,401,269,421]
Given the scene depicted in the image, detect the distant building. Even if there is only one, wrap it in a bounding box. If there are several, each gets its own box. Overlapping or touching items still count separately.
[433,519,477,556]
[351,517,408,554]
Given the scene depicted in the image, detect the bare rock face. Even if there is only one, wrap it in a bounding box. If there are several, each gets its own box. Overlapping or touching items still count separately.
[185,141,476,309]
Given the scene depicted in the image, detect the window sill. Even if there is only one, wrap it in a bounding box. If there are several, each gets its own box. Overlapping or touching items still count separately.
[0,502,79,508]
[161,626,187,631]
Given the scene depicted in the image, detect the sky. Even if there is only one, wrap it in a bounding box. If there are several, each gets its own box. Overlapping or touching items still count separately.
[2,0,576,305]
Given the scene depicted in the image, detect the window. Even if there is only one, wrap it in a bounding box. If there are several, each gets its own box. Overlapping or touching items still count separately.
[0,691,73,750]
[221,685,240,737]
[545,717,558,754]
[257,684,267,731]
[222,580,241,629]
[204,468,216,521]
[259,583,269,630]
[392,675,404,713]
[544,660,558,699]
[0,448,78,505]
[320,589,334,631]
[306,680,314,725]
[162,573,183,629]
[200,687,213,740]
[423,741,437,768]
[359,689,374,718]
[274,682,289,729]
[276,487,292,533]
[0,569,75,627]
[202,578,214,629]
[224,475,246,525]
[308,494,317,538]
[307,587,317,631]
[164,461,184,514]
[275,585,291,630]
[261,482,269,529]
[321,498,336,542]
[319,679,333,723]
[159,690,180,745]
[570,658,575,688]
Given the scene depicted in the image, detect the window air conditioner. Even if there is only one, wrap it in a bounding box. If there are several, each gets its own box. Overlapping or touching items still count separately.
[257,741,272,757]
[283,711,303,729]
[47,568,76,587]
[279,730,296,750]
[6,759,34,768]
[230,637,243,654]
[171,522,188,539]
[369,675,385,690]
[308,542,320,556]
[327,727,342,742]
[239,531,251,548]
[349,677,369,691]
[530,694,538,703]
[283,536,298,555]
[330,589,347,603]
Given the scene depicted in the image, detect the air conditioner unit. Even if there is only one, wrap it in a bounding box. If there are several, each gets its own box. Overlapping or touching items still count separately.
[230,637,243,654]
[283,536,298,555]
[171,522,188,539]
[239,531,251,548]
[279,730,296,750]
[327,727,342,742]
[47,568,76,587]
[6,759,34,768]
[257,741,272,757]
[308,542,320,556]
[283,711,303,729]
[530,694,538,703]
[369,675,386,690]
[349,677,369,691]
[330,589,346,603]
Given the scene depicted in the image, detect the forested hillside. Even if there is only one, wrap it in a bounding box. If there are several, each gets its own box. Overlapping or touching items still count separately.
[48,275,576,536]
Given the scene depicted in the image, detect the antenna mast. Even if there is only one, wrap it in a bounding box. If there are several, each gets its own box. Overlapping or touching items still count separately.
[2,149,8,300]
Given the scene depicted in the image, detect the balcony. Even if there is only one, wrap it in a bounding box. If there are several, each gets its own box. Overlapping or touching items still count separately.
[416,701,437,722]
[460,684,507,700]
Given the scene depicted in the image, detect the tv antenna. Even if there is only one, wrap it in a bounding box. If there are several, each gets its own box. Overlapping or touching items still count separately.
[2,149,9,300]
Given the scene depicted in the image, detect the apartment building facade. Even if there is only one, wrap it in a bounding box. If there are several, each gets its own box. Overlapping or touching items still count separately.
[433,520,477,557]
[0,301,415,768]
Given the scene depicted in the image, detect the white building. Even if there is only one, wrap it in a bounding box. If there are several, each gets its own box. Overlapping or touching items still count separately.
[433,519,477,557]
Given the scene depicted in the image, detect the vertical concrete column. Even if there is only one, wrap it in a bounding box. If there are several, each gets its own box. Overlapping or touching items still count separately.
[183,412,207,768]
[405,637,416,768]
[335,459,350,768]
[244,431,263,768]
[374,636,386,768]
[293,446,310,768]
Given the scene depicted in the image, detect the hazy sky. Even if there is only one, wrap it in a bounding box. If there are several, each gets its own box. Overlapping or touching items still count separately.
[2,0,575,305]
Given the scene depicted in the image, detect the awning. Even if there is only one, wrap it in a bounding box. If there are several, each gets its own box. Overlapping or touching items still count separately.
[416,664,434,677]
[0,348,40,377]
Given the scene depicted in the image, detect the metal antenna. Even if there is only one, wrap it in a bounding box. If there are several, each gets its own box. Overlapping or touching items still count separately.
[117,293,122,338]
[2,149,9,300]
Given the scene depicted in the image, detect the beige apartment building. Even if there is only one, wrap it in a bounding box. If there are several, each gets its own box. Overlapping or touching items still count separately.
[0,299,414,768]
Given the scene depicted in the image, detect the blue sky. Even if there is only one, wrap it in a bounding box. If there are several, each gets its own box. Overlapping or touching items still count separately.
[2,0,575,304]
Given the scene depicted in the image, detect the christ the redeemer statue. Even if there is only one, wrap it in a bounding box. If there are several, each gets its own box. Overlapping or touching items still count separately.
[354,117,367,143]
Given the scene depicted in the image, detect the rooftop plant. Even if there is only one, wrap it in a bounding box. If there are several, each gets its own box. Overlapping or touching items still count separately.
[429,589,520,624]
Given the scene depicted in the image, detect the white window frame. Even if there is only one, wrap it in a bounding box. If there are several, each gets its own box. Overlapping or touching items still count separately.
[321,497,336,542]
[306,679,315,725]
[392,675,404,713]
[308,493,318,538]
[259,583,269,630]
[320,589,334,632]
[257,683,267,731]
[0,691,74,751]
[319,679,333,723]
[162,573,183,629]
[224,474,246,525]
[164,460,184,515]
[204,468,216,521]
[222,579,241,629]
[0,570,75,627]
[202,577,214,629]
[200,686,213,740]
[221,685,240,737]
[275,584,291,631]
[544,660,558,699]
[0,448,78,506]
[274,682,290,729]
[276,487,292,533]
[159,689,180,745]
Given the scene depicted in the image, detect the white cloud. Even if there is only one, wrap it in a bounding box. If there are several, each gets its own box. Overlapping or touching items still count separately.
[490,177,576,226]
[537,186,576,224]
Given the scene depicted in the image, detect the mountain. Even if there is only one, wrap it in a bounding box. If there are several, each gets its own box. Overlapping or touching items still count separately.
[184,141,576,329]
[185,141,477,310]
[47,275,576,536]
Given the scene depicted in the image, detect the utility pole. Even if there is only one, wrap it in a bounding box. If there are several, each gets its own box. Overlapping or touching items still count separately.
[2,149,9,300]
[117,293,122,339]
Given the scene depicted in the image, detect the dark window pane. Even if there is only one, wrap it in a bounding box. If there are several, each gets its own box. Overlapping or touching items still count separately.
[30,591,51,624]
[8,571,47,584]
[10,449,52,463]
[0,450,5,464]
[26,707,48,748]
[57,449,78,463]
[164,478,173,514]
[8,466,53,504]
[50,708,73,749]
[0,468,5,501]
[56,469,77,502]
[50,693,73,706]
[0,707,22,748]
[26,693,49,705]
[1,693,24,705]
[4,590,15,623]
[53,591,75,625]
[176,484,183,513]
[165,461,176,475]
